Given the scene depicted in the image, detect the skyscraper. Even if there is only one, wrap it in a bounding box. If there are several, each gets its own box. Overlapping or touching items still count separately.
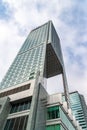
[0,21,70,107]
[70,91,87,130]
[0,21,81,130]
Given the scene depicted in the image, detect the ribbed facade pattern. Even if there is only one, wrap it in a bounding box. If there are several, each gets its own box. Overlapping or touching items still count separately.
[0,23,49,89]
[70,92,87,130]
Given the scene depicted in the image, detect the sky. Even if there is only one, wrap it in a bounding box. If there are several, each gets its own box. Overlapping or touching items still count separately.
[0,0,87,102]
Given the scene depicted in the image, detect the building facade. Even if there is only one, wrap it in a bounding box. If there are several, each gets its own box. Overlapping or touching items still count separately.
[46,93,82,130]
[70,91,87,130]
[0,21,82,130]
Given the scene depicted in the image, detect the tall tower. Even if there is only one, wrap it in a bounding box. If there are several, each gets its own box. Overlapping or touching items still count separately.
[70,92,87,130]
[0,21,70,130]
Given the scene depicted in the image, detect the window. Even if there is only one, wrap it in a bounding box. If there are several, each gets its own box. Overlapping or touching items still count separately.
[46,124,60,130]
[29,76,34,80]
[10,100,31,114]
[30,72,35,75]
[47,106,59,120]
[4,115,28,130]
[0,104,2,109]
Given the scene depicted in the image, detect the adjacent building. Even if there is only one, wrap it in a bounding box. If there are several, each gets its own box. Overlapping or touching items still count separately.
[0,21,82,130]
[46,93,82,130]
[70,91,87,130]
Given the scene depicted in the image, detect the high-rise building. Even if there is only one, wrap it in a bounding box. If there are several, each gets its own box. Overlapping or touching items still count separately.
[0,21,82,130]
[70,91,87,130]
[0,21,70,107]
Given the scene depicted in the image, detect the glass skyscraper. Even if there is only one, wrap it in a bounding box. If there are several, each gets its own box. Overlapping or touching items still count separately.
[70,91,87,130]
[0,21,70,108]
[0,23,48,89]
[0,21,82,130]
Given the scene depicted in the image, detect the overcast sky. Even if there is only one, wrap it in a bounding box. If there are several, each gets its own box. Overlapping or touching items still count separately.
[0,0,87,102]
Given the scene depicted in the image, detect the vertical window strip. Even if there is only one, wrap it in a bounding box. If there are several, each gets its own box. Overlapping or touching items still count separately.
[4,115,28,130]
[47,106,60,120]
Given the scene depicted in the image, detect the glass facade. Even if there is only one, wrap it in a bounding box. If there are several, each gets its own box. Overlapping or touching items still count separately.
[46,105,76,130]
[46,124,66,130]
[0,44,46,89]
[0,23,49,89]
[46,124,60,130]
[48,22,63,66]
[0,21,65,90]
[47,106,60,120]
[4,115,28,130]
[70,92,87,130]
[10,100,31,114]
[59,107,76,130]
[18,24,48,54]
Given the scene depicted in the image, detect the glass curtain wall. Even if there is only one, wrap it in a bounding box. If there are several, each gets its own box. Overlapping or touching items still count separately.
[47,106,60,120]
[59,107,76,130]
[46,105,76,130]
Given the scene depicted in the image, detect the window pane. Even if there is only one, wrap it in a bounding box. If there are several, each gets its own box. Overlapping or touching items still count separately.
[8,118,15,130]
[46,124,60,130]
[18,103,24,112]
[47,106,59,120]
[27,102,31,109]
[23,116,28,130]
[18,116,25,130]
[24,102,28,110]
[4,115,29,130]
[13,117,20,130]
[4,120,10,130]
[10,100,31,114]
